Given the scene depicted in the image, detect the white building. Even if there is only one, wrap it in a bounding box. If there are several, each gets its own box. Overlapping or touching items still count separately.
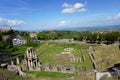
[12,35,26,46]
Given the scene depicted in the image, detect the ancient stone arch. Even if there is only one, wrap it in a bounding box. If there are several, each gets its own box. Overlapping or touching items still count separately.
[24,47,41,71]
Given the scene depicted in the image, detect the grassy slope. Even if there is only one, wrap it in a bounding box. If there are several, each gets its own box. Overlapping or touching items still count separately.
[93,44,120,70]
[0,69,25,80]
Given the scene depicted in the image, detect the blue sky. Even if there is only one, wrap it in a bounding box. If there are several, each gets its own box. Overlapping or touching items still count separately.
[0,0,120,30]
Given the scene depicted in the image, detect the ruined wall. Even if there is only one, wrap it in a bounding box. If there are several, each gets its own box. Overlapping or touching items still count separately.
[42,63,75,73]
[23,47,76,73]
[24,47,41,71]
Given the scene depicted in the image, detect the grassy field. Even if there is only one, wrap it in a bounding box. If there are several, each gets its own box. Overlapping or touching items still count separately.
[26,71,96,80]
[0,42,95,80]
[15,43,120,80]
[27,71,75,80]
[93,44,120,70]
[0,42,97,80]
[2,42,119,80]
[36,42,93,71]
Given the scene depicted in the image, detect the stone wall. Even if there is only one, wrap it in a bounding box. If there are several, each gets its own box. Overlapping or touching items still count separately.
[24,47,76,73]
[7,60,26,77]
[42,63,75,73]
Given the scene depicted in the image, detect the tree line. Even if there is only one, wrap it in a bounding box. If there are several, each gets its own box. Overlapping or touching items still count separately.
[0,30,120,54]
[37,30,120,44]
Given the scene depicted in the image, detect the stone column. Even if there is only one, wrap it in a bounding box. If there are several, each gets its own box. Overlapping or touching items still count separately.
[16,57,20,64]
[45,63,50,71]
[61,65,66,73]
[30,52,31,58]
[34,53,37,58]
[52,65,57,72]
[28,60,31,69]
[37,62,41,71]
[27,50,30,57]
[30,60,33,69]
[11,60,14,65]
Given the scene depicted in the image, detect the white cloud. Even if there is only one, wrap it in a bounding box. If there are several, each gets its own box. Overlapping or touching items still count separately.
[62,2,86,13]
[62,2,71,8]
[114,13,120,19]
[0,17,24,27]
[74,3,85,9]
[57,20,70,26]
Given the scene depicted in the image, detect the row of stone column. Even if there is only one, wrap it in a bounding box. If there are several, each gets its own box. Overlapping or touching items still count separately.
[25,59,40,70]
[27,51,37,58]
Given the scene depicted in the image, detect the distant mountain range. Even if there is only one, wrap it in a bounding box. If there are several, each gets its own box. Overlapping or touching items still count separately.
[58,25,120,31]
[13,25,120,32]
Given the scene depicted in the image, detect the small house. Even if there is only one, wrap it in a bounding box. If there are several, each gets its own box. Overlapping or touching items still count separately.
[12,35,26,46]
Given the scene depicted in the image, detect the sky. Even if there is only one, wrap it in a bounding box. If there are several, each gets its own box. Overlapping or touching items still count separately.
[0,0,120,31]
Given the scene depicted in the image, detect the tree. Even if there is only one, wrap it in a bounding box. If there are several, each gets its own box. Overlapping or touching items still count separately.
[0,32,2,41]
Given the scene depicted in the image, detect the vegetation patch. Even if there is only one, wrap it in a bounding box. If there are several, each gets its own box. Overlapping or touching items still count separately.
[93,44,120,70]
[27,71,75,77]
[36,42,93,71]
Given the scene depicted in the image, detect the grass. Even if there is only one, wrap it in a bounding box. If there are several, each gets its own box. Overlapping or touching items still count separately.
[0,69,95,80]
[1,42,119,80]
[36,42,93,71]
[93,44,120,70]
[24,42,94,80]
[75,73,96,80]
[27,71,76,80]
[26,71,95,80]
[27,71,75,77]
[107,75,120,80]
[5,42,44,61]
[0,42,96,80]
[0,69,25,80]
